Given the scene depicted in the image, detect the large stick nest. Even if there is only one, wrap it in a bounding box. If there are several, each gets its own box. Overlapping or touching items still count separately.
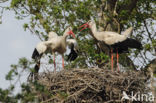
[31,68,150,103]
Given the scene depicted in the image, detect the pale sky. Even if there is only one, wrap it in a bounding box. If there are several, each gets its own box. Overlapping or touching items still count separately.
[0,10,40,89]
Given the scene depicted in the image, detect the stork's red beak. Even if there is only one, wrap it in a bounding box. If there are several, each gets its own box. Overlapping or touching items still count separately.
[79,23,89,31]
[68,30,76,39]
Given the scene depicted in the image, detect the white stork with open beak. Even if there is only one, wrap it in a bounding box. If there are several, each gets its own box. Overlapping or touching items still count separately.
[32,27,77,73]
[80,20,142,71]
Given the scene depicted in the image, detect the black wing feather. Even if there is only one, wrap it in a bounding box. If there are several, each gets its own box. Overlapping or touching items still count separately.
[111,38,143,53]
[123,38,143,50]
[32,48,43,60]
[67,44,78,61]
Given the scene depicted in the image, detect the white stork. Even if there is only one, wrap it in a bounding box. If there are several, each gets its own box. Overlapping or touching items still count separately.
[48,32,79,61]
[32,27,78,73]
[80,20,142,71]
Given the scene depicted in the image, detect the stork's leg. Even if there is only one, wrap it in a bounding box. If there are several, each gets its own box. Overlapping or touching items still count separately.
[62,54,64,69]
[111,48,114,72]
[53,53,56,72]
[116,49,120,72]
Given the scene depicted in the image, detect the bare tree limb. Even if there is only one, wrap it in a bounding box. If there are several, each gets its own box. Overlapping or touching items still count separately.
[119,0,139,14]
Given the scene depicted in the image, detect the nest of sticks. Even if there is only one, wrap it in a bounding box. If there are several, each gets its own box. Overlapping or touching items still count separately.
[30,68,150,103]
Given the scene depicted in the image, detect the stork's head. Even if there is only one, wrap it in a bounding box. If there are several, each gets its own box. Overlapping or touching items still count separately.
[79,20,95,31]
[64,26,76,39]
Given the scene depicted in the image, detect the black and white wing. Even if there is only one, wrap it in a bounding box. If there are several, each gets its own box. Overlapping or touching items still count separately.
[100,27,133,45]
[32,41,48,61]
[30,41,50,80]
[110,38,142,53]
[66,39,79,61]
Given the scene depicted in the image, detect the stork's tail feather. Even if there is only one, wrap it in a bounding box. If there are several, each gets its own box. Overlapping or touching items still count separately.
[124,38,143,50]
[122,27,133,37]
[32,48,40,60]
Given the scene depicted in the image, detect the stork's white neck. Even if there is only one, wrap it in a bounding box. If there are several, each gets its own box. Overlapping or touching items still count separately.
[63,27,73,45]
[90,23,97,34]
[62,30,70,46]
[63,28,70,39]
[63,33,68,42]
[89,22,101,40]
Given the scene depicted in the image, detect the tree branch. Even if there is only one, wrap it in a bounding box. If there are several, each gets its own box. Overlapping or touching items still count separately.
[144,58,156,72]
[119,0,139,13]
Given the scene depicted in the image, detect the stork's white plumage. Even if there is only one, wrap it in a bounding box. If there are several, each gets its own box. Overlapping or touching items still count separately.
[32,27,77,73]
[80,20,142,71]
[48,31,58,40]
